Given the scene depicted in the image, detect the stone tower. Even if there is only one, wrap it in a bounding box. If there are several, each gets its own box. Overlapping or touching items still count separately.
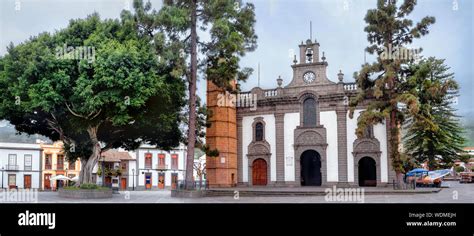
[206,80,237,188]
[287,39,333,87]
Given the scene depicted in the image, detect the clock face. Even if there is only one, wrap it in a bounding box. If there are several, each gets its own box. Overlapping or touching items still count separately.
[303,71,316,84]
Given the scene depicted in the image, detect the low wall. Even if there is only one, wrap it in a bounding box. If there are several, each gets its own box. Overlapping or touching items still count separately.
[171,189,206,198]
[58,188,113,199]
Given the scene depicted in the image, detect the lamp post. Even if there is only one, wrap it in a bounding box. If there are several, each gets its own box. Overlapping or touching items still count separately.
[1,166,4,189]
[101,156,105,187]
[65,167,68,187]
[132,168,135,191]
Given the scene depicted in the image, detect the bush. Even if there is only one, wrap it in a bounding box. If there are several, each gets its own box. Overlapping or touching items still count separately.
[80,183,99,189]
[104,168,112,177]
[454,166,465,173]
[63,183,109,191]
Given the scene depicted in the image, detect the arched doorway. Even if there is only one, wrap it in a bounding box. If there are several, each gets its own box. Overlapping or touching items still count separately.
[358,156,376,187]
[252,159,267,186]
[300,150,322,186]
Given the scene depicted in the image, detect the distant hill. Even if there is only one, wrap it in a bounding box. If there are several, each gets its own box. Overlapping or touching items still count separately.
[0,120,51,144]
[462,118,474,147]
[456,110,474,147]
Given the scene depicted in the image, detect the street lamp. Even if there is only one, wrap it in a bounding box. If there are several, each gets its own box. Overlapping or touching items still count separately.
[132,168,135,191]
[1,166,4,189]
[65,167,68,187]
[101,156,105,187]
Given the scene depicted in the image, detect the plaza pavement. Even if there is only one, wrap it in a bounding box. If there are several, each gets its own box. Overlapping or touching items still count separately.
[2,181,471,204]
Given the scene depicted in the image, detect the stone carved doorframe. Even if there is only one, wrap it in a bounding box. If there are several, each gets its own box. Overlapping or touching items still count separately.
[247,141,272,186]
[293,128,328,186]
[352,138,382,186]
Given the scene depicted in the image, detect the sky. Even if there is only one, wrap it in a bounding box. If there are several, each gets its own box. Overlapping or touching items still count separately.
[0,0,473,116]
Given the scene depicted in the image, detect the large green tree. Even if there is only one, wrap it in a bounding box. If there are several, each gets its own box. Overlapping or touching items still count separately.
[131,0,257,189]
[349,0,435,186]
[402,57,466,170]
[0,13,185,184]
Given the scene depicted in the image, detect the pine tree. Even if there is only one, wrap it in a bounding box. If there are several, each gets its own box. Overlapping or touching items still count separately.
[402,57,466,170]
[130,0,257,189]
[349,0,435,186]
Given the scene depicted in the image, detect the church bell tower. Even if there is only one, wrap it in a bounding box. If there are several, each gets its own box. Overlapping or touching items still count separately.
[287,38,333,87]
[205,80,238,188]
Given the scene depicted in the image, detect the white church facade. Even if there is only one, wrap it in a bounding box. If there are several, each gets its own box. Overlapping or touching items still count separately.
[236,39,395,187]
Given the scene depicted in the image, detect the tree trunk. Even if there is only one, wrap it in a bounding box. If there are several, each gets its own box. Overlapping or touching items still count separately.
[390,109,405,188]
[184,0,198,190]
[78,125,101,185]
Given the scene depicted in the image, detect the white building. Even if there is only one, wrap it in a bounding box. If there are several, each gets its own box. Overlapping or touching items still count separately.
[0,142,42,189]
[136,143,186,190]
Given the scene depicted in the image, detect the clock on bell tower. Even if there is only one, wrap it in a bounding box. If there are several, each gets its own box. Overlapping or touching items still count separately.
[286,38,334,87]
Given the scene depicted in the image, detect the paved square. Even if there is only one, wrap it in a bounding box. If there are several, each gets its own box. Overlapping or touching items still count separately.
[2,181,471,204]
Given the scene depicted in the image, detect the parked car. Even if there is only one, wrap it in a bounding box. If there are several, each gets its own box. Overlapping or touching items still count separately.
[405,168,449,188]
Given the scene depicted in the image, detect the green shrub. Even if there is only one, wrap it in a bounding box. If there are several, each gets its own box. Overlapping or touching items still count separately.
[454,166,465,173]
[63,184,109,191]
[80,183,99,189]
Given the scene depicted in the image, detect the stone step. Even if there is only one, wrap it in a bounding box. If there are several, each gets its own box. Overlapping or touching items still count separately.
[204,188,441,197]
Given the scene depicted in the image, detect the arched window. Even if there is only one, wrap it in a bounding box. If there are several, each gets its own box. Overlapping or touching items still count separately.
[303,97,316,127]
[255,122,264,141]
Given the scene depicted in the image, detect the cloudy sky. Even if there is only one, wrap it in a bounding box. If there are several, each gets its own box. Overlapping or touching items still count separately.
[0,0,473,115]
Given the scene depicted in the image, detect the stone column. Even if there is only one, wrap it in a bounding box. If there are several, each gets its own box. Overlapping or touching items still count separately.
[336,107,349,187]
[275,113,285,185]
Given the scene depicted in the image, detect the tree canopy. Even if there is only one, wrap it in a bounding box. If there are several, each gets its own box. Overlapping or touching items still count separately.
[129,0,258,188]
[402,57,466,169]
[0,12,185,183]
[349,0,435,184]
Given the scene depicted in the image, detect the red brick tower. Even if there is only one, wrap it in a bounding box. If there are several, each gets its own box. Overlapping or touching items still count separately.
[206,80,237,188]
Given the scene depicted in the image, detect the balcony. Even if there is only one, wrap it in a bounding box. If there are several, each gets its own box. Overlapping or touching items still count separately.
[263,89,278,97]
[45,164,52,170]
[57,164,64,170]
[5,165,19,170]
[156,164,168,170]
[343,82,358,91]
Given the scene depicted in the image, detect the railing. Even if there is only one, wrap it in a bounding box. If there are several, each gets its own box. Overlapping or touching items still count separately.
[24,166,32,171]
[344,83,357,91]
[5,165,19,170]
[264,89,278,97]
[237,92,255,107]
[45,164,52,170]
[156,164,168,170]
[57,164,64,170]
[238,92,252,97]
